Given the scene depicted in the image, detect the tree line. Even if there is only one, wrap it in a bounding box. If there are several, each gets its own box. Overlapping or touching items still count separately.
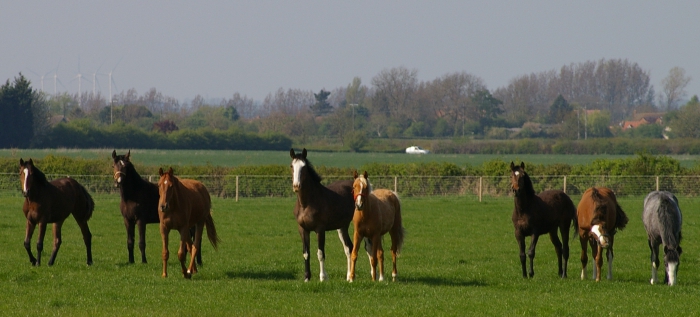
[0,58,694,151]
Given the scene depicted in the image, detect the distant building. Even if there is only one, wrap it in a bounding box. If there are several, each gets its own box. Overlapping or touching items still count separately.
[619,112,664,130]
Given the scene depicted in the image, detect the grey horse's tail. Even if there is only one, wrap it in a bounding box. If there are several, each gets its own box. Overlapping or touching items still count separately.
[658,196,682,260]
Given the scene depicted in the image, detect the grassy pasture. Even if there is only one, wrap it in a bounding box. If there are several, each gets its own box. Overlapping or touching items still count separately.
[2,193,700,316]
[2,148,700,168]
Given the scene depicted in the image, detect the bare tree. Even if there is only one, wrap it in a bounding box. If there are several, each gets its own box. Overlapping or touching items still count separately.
[371,67,418,121]
[660,67,692,111]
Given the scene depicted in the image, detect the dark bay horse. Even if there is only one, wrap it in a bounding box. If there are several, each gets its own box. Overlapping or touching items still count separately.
[510,162,577,278]
[19,158,94,266]
[577,187,628,281]
[290,148,355,282]
[157,167,220,278]
[112,150,202,265]
[643,191,682,286]
[349,171,405,282]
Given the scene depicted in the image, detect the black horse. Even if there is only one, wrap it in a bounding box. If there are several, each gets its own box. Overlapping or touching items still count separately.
[20,158,94,266]
[510,161,577,278]
[112,150,201,264]
[290,148,355,281]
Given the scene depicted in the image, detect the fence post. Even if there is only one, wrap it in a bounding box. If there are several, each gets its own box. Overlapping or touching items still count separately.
[563,176,567,194]
[479,176,482,202]
[236,175,239,202]
[656,176,659,191]
[394,176,398,193]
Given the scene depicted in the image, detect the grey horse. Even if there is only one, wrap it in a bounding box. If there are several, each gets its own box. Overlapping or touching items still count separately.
[642,191,682,286]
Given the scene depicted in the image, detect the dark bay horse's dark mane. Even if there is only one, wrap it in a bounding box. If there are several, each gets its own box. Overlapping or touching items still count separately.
[118,160,157,199]
[293,153,322,184]
[29,163,49,187]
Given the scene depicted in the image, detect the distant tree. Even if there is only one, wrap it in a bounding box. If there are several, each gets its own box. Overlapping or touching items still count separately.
[310,89,333,116]
[472,89,503,134]
[660,67,692,111]
[223,105,240,121]
[548,94,572,124]
[0,73,35,148]
[668,95,700,138]
[153,120,179,134]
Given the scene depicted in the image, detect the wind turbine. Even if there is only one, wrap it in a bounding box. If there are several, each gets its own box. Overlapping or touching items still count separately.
[27,68,53,93]
[51,61,66,97]
[72,57,93,108]
[104,56,123,125]
[92,61,106,97]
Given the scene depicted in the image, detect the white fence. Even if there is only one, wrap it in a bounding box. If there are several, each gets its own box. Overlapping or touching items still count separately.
[2,173,699,200]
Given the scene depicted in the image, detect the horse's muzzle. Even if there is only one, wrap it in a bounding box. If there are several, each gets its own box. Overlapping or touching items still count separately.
[160,203,169,212]
[293,184,300,192]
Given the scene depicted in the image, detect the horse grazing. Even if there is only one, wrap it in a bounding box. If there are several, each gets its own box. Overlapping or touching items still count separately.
[113,150,202,265]
[290,148,355,282]
[349,171,405,282]
[19,158,94,266]
[157,167,220,278]
[643,191,682,286]
[577,187,628,282]
[510,161,577,278]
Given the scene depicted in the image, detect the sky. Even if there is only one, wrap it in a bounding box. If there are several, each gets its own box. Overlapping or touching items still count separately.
[2,1,699,104]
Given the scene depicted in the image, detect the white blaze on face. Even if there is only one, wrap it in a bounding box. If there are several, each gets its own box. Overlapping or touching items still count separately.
[590,224,608,247]
[668,262,678,286]
[292,159,305,189]
[22,168,29,193]
[514,171,520,176]
[355,180,365,207]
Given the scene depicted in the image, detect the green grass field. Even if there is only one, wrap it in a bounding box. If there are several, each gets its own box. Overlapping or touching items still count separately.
[1,193,699,316]
[2,148,700,168]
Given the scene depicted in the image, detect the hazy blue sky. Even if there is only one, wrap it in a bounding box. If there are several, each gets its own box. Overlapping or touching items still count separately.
[2,1,698,104]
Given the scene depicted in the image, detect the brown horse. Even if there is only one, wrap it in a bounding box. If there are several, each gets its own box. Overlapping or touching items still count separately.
[510,162,577,278]
[290,148,355,282]
[112,150,202,265]
[19,158,94,266]
[349,171,405,282]
[157,167,220,278]
[577,187,628,281]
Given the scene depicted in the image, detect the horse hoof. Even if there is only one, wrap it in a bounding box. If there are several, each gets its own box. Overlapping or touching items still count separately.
[87,261,93,266]
[184,273,192,279]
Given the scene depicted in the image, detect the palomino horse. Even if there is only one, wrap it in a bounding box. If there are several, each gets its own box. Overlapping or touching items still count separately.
[19,158,94,266]
[510,162,577,278]
[290,148,355,282]
[157,167,220,278]
[577,187,628,281]
[349,171,405,282]
[112,150,202,264]
[643,191,682,286]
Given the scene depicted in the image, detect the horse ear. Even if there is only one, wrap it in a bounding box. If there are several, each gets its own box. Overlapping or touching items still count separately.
[125,150,131,160]
[290,148,296,159]
[168,167,174,175]
[28,158,33,165]
[302,148,307,159]
[353,170,358,179]
[19,158,24,166]
[363,171,368,179]
[510,161,515,170]
[158,167,164,176]
[112,150,117,159]
[520,162,525,170]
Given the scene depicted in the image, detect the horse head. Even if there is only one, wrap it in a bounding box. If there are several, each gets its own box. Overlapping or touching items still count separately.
[290,148,321,192]
[353,171,370,210]
[157,167,176,212]
[510,162,531,194]
[112,150,131,187]
[589,188,614,248]
[19,158,36,197]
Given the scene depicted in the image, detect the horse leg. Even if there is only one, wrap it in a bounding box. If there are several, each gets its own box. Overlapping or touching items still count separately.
[594,240,603,282]
[590,240,599,280]
[390,232,399,282]
[364,237,373,276]
[47,222,65,266]
[160,225,170,278]
[648,240,659,284]
[527,234,540,278]
[376,237,385,282]
[124,218,136,264]
[549,231,564,278]
[560,224,570,278]
[298,226,311,282]
[23,220,37,266]
[187,224,203,275]
[515,232,527,278]
[349,228,362,282]
[316,230,327,281]
[338,228,354,281]
[35,222,48,266]
[137,220,148,264]
[76,220,93,266]
[606,236,615,280]
[579,233,588,280]
[178,229,191,279]
[191,226,202,266]
[369,235,380,281]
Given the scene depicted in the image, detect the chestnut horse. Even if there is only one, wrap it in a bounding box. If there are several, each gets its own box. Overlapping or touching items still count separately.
[112,150,201,265]
[643,191,682,286]
[157,167,220,278]
[19,158,94,266]
[290,148,355,282]
[510,162,577,278]
[349,171,405,282]
[577,187,628,281]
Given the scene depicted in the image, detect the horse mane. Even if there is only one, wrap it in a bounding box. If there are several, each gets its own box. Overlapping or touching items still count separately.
[30,164,49,186]
[357,174,373,192]
[517,169,535,197]
[590,187,628,231]
[302,157,322,184]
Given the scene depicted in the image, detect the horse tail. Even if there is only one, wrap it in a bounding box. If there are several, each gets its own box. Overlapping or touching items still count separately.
[390,192,405,255]
[74,182,94,222]
[204,211,221,251]
[614,201,629,231]
[657,195,682,256]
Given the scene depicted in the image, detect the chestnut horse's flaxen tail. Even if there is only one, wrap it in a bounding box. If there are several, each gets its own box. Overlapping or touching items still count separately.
[204,212,221,250]
[391,192,405,255]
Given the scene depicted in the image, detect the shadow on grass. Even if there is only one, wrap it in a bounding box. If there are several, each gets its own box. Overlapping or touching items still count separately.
[400,275,487,287]
[225,269,296,280]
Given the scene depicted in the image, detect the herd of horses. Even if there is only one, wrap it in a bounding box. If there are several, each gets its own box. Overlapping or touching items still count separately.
[14,150,683,285]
